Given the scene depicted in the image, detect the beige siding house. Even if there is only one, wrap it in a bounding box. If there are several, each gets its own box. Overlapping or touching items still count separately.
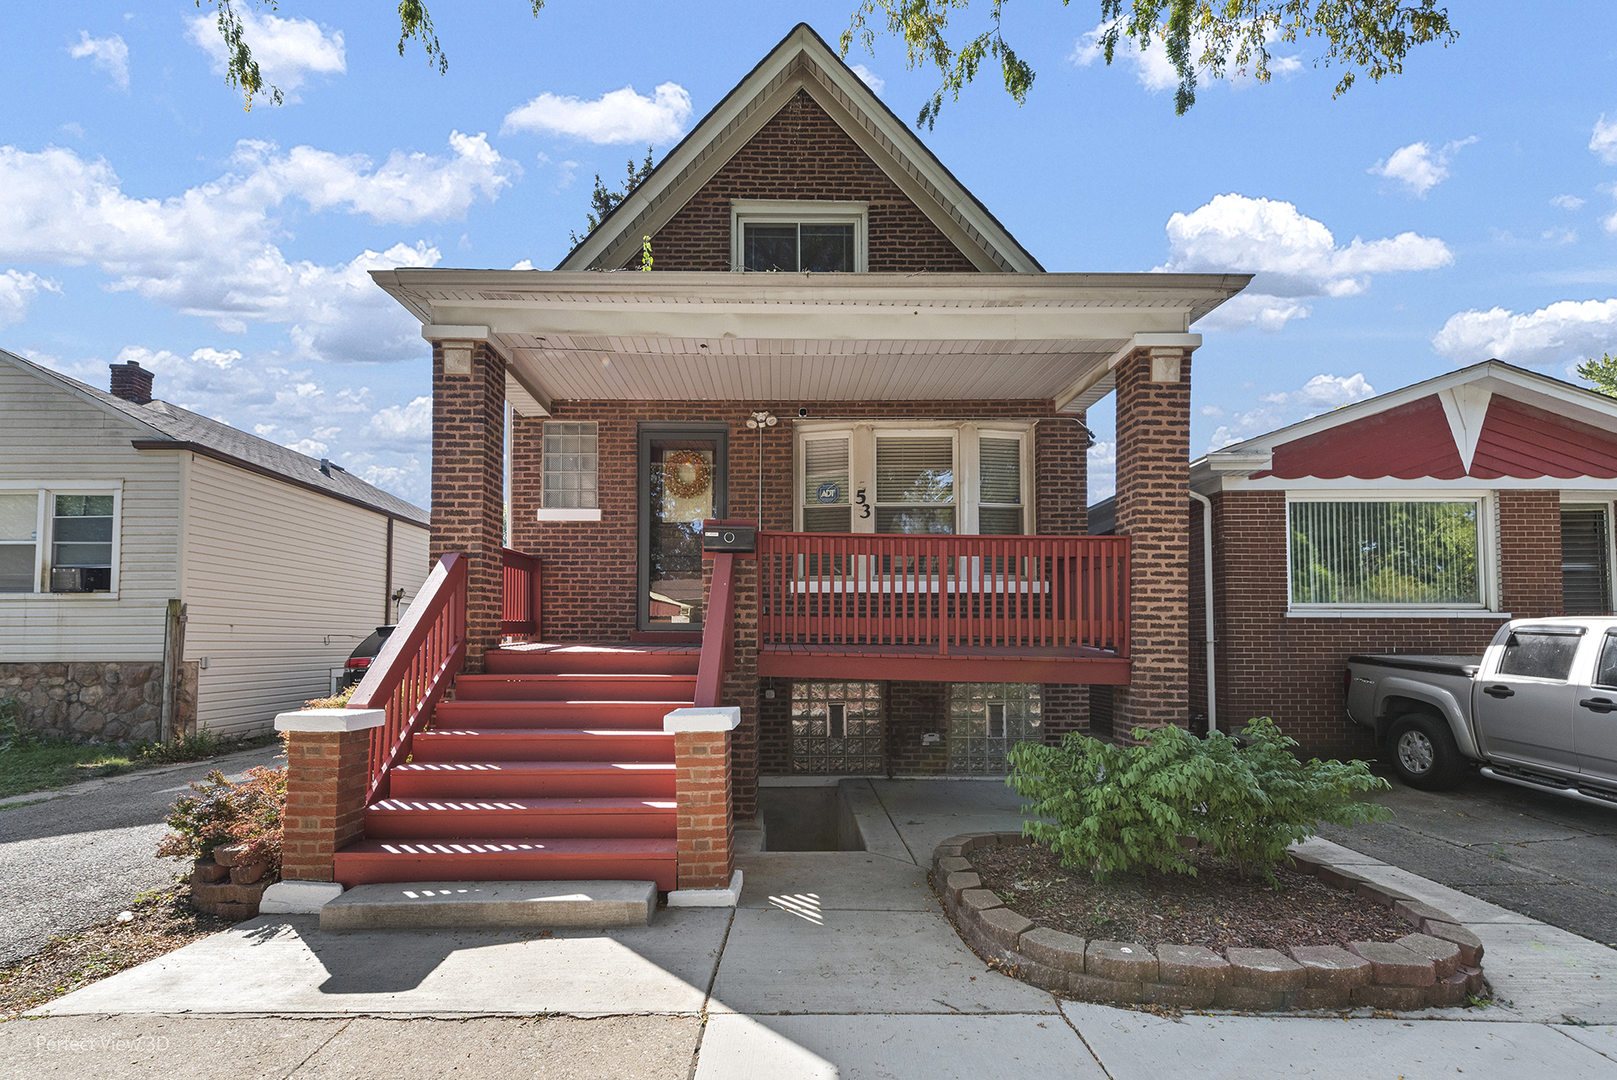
[0,350,430,741]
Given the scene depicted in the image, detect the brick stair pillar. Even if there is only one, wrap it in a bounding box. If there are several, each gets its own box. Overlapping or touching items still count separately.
[430,336,507,673]
[273,708,385,887]
[1112,337,1196,739]
[665,706,741,892]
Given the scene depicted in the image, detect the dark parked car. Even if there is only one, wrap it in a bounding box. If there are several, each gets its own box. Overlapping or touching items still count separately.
[341,625,396,690]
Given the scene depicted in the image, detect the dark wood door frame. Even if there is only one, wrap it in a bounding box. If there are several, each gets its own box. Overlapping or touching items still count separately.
[637,422,730,633]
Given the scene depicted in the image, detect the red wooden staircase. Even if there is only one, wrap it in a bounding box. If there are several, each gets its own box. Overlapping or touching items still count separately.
[333,645,699,891]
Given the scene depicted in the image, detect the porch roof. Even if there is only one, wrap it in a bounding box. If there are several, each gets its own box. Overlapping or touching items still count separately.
[371,269,1250,416]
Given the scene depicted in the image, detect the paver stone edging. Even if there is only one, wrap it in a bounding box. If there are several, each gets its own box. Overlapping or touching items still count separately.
[931,831,1488,1012]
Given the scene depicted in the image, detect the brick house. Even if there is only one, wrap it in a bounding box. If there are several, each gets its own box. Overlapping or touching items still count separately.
[274,23,1251,897]
[1185,360,1617,761]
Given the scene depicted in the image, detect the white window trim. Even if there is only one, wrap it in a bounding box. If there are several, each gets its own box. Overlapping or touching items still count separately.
[0,481,123,599]
[793,419,1033,535]
[730,199,869,273]
[536,507,602,522]
[1284,490,1495,615]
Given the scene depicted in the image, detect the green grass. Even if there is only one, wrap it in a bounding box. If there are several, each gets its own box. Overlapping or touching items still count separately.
[0,730,280,800]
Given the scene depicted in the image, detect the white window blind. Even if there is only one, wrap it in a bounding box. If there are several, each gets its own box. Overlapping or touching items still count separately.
[802,437,851,532]
[542,422,598,510]
[1562,507,1613,615]
[0,493,36,592]
[876,436,955,534]
[1289,500,1482,606]
[978,437,1023,535]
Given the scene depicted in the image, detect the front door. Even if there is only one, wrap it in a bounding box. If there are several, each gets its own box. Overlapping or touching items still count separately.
[638,424,728,632]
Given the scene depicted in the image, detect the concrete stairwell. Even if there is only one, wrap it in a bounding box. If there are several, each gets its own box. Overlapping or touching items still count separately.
[332,645,700,891]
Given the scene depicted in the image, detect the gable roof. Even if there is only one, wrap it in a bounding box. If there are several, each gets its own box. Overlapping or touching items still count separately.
[1,349,429,526]
[1195,360,1617,485]
[556,23,1042,274]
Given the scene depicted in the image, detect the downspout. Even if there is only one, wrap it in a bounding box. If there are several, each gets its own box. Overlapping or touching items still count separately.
[1188,491,1216,734]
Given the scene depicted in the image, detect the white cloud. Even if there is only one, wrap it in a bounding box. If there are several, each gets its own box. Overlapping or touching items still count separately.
[1432,298,1617,367]
[502,83,693,145]
[0,138,510,360]
[69,31,130,91]
[1551,194,1586,211]
[1070,21,1298,94]
[0,270,61,327]
[1087,439,1116,503]
[186,11,345,100]
[365,396,432,449]
[850,64,885,95]
[1160,193,1453,329]
[1369,137,1477,197]
[1542,226,1578,245]
[1207,373,1376,451]
[1591,116,1617,165]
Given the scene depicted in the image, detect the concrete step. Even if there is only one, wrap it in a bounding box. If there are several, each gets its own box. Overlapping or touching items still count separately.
[388,760,676,799]
[434,700,690,730]
[411,728,676,763]
[321,879,656,931]
[320,879,658,930]
[365,795,677,839]
[485,645,700,676]
[333,837,678,890]
[453,673,699,702]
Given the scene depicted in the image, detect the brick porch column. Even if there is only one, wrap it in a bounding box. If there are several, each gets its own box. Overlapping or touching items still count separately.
[723,558,759,820]
[664,707,740,894]
[1112,338,1196,738]
[509,411,545,557]
[260,708,385,912]
[431,338,506,672]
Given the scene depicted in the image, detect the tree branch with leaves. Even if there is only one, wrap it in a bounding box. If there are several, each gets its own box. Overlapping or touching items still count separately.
[1576,353,1617,398]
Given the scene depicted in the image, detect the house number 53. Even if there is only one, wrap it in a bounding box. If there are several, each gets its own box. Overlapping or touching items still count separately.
[856,488,870,519]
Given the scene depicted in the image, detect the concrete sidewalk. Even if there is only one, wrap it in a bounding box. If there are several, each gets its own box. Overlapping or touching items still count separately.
[7,778,1615,1078]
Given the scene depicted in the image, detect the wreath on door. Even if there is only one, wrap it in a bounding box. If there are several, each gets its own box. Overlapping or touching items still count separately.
[662,450,712,500]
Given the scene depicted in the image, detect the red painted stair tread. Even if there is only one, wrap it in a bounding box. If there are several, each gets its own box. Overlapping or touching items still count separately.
[333,836,678,890]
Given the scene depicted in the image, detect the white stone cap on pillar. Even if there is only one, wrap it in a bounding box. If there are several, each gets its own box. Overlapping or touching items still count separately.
[666,869,744,908]
[664,706,742,733]
[260,880,344,915]
[274,708,387,732]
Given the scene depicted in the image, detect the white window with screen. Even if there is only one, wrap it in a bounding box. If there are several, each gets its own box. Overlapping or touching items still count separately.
[1286,494,1491,611]
[795,422,1030,536]
[731,200,868,273]
[0,484,122,596]
[537,421,602,521]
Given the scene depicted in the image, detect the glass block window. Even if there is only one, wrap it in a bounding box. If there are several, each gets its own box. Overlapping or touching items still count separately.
[948,683,1042,774]
[802,437,851,533]
[1288,499,1482,606]
[542,422,598,510]
[875,436,955,534]
[791,681,883,774]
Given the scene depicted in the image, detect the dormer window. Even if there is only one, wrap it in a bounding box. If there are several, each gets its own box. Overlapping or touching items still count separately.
[731,200,867,272]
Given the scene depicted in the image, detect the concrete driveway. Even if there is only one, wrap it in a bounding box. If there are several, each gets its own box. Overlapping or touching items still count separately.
[1315,768,1617,947]
[0,742,286,965]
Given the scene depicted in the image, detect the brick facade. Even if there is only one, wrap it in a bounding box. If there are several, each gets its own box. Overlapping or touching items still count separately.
[1111,346,1193,737]
[635,89,979,273]
[1199,487,1567,760]
[281,729,370,883]
[673,730,735,889]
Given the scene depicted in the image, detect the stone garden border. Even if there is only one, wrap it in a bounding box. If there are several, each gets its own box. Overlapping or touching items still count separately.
[934,832,1488,1011]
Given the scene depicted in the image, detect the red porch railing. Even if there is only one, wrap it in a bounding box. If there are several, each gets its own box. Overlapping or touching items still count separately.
[349,551,467,802]
[695,551,739,707]
[756,533,1129,656]
[501,547,542,636]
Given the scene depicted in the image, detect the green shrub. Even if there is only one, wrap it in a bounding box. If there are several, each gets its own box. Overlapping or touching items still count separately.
[0,698,31,752]
[1006,718,1391,885]
[156,766,287,872]
[304,682,356,709]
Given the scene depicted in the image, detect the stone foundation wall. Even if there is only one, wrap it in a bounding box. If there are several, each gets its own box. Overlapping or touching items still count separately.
[0,660,197,743]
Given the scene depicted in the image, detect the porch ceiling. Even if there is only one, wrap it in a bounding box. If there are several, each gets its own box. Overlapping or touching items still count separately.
[371,269,1251,412]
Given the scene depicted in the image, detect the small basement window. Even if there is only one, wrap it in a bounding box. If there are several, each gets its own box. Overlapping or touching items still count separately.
[732,200,867,273]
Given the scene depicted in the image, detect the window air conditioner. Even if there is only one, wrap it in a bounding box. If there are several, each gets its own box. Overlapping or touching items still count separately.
[50,567,90,593]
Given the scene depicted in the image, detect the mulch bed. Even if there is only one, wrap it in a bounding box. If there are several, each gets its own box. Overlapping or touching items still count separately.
[970,843,1412,954]
[0,885,236,1020]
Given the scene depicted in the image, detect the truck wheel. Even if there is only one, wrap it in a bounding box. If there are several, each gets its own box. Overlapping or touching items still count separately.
[1387,713,1462,791]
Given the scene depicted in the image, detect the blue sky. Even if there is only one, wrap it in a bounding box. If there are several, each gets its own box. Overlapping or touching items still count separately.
[4,3,1617,508]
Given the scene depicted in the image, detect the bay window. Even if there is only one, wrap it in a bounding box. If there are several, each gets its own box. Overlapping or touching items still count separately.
[1287,496,1486,608]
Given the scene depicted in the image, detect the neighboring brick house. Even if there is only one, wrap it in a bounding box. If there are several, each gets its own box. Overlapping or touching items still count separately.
[335,23,1250,890]
[1182,360,1617,760]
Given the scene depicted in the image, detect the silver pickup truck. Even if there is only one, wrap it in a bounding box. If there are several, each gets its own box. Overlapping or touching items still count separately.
[1346,617,1617,806]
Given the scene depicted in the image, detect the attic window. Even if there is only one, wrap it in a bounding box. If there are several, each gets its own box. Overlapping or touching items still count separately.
[731,200,867,272]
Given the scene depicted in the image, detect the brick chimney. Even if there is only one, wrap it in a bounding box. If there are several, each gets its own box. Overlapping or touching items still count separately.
[109,361,154,404]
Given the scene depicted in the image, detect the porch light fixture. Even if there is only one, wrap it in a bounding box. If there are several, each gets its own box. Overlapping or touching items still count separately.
[745,410,777,524]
